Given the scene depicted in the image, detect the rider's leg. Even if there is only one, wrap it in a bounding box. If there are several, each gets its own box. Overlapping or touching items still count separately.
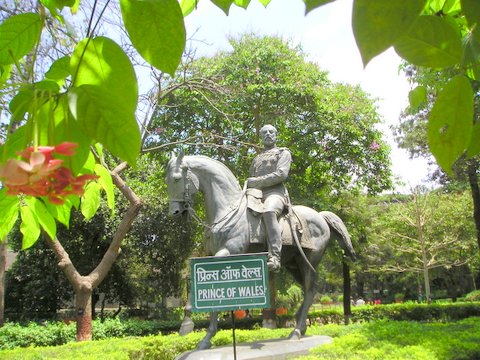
[263,196,284,271]
[263,211,281,268]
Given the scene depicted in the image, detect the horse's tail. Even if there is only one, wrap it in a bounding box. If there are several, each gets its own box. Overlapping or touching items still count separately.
[320,211,356,261]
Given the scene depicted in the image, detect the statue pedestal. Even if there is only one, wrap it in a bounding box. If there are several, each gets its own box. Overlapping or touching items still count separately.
[175,335,333,360]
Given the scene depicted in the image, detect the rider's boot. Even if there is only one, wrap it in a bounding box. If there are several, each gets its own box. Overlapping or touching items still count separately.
[263,211,282,272]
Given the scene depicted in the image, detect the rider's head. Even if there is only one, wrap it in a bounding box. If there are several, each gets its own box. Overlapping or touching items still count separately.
[260,124,277,149]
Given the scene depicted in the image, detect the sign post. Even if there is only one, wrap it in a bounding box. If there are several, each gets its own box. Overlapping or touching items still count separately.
[190,253,270,358]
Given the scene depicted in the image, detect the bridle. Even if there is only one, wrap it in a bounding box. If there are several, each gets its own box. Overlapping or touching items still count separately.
[169,166,197,213]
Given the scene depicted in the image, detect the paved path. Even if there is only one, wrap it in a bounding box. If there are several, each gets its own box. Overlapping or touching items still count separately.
[174,335,333,360]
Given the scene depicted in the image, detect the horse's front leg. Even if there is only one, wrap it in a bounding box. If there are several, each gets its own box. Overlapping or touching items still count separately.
[289,268,317,340]
[196,311,219,350]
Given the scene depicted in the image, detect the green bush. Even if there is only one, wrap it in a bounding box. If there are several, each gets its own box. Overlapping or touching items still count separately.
[299,317,480,360]
[307,302,480,325]
[1,302,479,351]
[0,321,76,350]
[464,290,480,302]
[319,295,333,305]
[2,318,479,360]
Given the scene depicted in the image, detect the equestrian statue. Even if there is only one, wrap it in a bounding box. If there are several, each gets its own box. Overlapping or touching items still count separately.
[166,125,356,350]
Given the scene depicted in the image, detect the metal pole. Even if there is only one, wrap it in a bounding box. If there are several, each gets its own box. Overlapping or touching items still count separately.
[231,310,237,360]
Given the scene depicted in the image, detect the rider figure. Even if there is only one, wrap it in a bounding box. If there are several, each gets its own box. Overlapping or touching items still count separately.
[247,124,292,272]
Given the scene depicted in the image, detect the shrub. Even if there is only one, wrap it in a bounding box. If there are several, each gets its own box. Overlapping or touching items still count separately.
[319,295,333,305]
[0,321,76,350]
[464,290,480,302]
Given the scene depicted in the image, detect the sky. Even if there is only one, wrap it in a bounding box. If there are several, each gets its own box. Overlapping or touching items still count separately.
[182,0,433,191]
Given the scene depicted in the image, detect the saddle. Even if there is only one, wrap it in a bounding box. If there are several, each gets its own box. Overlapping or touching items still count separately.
[246,188,316,250]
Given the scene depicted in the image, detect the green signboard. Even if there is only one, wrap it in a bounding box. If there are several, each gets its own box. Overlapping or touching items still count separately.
[190,253,270,312]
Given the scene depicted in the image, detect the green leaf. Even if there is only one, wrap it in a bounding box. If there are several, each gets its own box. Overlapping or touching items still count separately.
[408,85,427,111]
[463,28,480,80]
[211,0,233,14]
[0,64,11,86]
[0,13,42,65]
[81,182,101,220]
[9,89,34,121]
[37,96,91,175]
[40,0,65,21]
[394,15,464,68]
[120,0,185,75]
[0,190,19,240]
[233,0,251,9]
[20,204,41,249]
[0,124,28,162]
[442,0,462,15]
[180,0,197,16]
[25,197,57,240]
[71,36,137,110]
[9,80,59,121]
[69,85,140,166]
[466,121,480,157]
[304,0,337,14]
[258,0,272,6]
[428,76,473,174]
[80,150,96,174]
[95,163,115,211]
[427,0,444,12]
[461,0,480,28]
[352,0,426,66]
[70,36,140,165]
[45,55,71,83]
[44,200,72,228]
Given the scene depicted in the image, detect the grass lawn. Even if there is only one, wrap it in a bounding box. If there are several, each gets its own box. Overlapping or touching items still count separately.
[0,317,479,359]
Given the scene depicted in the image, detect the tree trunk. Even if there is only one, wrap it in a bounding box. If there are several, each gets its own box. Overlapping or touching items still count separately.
[467,160,480,252]
[0,241,6,327]
[91,292,99,320]
[423,264,431,303]
[342,259,352,325]
[45,162,142,341]
[75,287,93,341]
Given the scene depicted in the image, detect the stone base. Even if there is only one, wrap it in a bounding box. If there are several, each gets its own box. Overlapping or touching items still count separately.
[174,335,333,360]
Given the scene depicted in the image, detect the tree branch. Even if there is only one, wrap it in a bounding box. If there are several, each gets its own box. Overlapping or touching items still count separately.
[88,162,142,288]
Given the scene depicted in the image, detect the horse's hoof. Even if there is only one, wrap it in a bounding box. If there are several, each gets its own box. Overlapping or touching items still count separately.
[288,329,302,340]
[196,340,212,350]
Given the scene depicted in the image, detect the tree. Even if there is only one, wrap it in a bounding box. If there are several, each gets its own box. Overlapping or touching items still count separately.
[393,64,480,268]
[148,34,393,203]
[366,188,477,302]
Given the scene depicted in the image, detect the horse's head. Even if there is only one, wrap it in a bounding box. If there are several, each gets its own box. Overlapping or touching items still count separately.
[166,151,199,216]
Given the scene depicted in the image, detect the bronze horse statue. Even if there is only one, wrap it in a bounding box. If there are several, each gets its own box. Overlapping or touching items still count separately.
[166,152,356,350]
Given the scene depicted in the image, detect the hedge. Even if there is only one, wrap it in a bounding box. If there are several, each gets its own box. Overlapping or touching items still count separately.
[1,302,479,350]
[303,302,480,325]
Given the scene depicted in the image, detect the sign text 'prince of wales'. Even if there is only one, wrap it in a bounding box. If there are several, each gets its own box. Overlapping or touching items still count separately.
[190,254,270,312]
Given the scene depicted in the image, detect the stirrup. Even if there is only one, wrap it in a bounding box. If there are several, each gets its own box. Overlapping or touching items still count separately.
[267,256,281,272]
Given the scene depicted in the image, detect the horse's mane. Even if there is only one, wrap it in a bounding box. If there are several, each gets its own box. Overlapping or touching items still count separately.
[186,155,241,191]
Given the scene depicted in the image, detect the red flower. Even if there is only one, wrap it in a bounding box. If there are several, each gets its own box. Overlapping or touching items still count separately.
[0,142,98,204]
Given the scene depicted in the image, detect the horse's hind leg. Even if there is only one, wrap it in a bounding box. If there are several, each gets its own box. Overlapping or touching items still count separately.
[196,311,219,350]
[289,267,317,340]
